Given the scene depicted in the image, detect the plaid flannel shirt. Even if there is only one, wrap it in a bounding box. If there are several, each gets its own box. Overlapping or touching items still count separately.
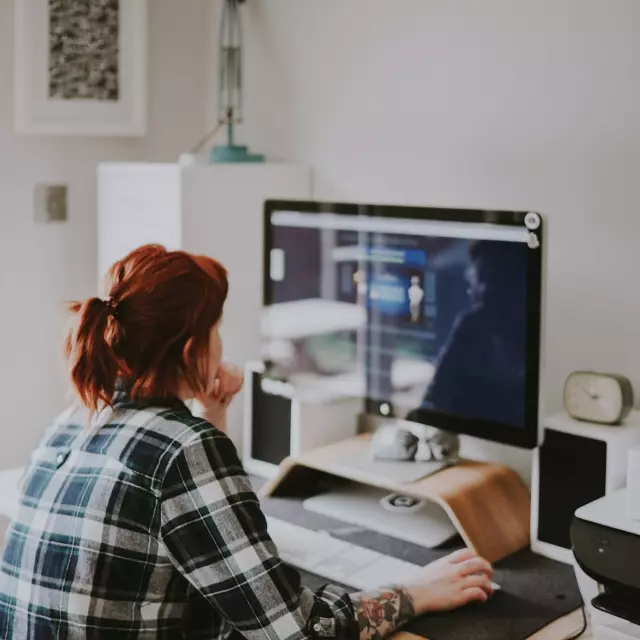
[0,391,358,639]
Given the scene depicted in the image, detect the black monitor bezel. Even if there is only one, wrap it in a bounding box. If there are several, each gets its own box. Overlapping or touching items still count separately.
[263,199,543,450]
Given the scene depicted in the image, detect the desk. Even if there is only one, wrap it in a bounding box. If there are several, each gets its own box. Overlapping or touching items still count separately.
[278,510,591,640]
[259,472,588,640]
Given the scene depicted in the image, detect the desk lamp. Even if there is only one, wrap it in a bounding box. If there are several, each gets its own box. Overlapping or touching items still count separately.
[211,0,264,163]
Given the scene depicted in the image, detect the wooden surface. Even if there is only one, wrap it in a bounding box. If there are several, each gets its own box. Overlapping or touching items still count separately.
[262,434,531,563]
[393,608,592,640]
[528,609,592,640]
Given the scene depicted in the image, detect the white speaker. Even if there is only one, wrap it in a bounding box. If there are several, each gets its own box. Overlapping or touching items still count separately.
[531,411,640,563]
[626,446,640,521]
[242,361,362,478]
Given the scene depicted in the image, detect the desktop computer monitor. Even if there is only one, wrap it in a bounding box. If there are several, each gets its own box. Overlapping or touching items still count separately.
[262,200,544,449]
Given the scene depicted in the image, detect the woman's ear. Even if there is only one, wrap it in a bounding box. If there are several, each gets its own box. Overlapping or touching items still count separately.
[181,337,208,397]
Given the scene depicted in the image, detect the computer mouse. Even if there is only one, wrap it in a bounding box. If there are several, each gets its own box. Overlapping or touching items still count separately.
[371,425,419,461]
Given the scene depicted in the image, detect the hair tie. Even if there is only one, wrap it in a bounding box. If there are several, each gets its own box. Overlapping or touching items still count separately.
[103,297,118,316]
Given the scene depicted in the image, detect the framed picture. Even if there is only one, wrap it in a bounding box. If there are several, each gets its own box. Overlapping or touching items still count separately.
[14,0,147,136]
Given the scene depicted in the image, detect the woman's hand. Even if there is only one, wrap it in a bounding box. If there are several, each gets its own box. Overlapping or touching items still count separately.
[216,361,244,399]
[196,362,244,430]
[352,549,492,640]
[404,548,493,615]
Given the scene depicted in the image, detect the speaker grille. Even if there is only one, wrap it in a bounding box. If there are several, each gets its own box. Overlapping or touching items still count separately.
[538,429,607,549]
[250,372,292,465]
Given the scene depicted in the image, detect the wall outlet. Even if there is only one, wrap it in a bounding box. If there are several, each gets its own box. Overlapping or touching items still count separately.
[35,184,68,223]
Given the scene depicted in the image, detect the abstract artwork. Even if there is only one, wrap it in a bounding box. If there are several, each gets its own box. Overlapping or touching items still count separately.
[48,0,120,102]
[14,0,147,136]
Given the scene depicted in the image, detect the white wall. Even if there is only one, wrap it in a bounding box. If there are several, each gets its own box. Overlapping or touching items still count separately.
[0,0,211,467]
[240,0,640,419]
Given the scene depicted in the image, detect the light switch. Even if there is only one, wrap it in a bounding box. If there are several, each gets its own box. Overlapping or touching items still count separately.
[35,184,68,223]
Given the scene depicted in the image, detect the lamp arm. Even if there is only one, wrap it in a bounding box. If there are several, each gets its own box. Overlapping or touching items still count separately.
[217,0,243,124]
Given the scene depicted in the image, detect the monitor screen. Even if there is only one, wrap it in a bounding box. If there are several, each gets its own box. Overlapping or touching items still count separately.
[262,201,543,449]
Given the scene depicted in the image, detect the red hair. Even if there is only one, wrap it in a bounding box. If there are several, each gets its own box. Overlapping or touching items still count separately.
[66,244,228,412]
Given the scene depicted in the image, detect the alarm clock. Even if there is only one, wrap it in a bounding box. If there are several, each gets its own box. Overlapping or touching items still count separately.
[563,371,635,425]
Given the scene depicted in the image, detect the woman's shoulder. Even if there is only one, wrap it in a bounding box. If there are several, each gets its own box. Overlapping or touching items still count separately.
[37,404,88,448]
[156,410,235,461]
[145,404,224,444]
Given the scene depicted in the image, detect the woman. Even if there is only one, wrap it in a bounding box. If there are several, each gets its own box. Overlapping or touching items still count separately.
[0,245,493,639]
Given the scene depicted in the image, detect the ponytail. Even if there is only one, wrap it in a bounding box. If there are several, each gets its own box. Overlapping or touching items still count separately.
[65,244,228,412]
[66,297,121,412]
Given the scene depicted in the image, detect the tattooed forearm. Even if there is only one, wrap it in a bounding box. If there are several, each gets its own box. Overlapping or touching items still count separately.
[352,586,416,640]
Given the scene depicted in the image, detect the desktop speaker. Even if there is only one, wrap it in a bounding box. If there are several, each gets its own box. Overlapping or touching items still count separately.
[242,361,362,478]
[626,446,640,521]
[531,411,640,563]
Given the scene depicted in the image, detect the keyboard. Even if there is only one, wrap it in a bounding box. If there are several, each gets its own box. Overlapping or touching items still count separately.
[267,516,500,592]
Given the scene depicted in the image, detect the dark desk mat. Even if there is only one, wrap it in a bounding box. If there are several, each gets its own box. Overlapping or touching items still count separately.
[258,487,583,640]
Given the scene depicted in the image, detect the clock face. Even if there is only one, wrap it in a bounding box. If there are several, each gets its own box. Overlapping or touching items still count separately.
[564,372,624,424]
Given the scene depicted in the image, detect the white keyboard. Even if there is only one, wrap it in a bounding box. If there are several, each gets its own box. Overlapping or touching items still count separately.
[267,516,500,592]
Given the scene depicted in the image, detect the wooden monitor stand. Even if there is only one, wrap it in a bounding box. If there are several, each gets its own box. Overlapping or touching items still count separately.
[261,434,531,564]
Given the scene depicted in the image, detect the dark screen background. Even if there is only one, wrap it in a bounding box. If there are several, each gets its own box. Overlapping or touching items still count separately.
[268,216,529,429]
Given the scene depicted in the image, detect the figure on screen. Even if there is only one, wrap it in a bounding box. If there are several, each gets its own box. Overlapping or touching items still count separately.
[354,270,368,297]
[407,276,424,323]
[409,240,528,428]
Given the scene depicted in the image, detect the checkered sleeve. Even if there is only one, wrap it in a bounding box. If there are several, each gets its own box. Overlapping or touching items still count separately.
[160,429,359,640]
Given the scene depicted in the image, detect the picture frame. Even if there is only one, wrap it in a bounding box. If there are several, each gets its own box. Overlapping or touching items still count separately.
[14,0,148,136]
